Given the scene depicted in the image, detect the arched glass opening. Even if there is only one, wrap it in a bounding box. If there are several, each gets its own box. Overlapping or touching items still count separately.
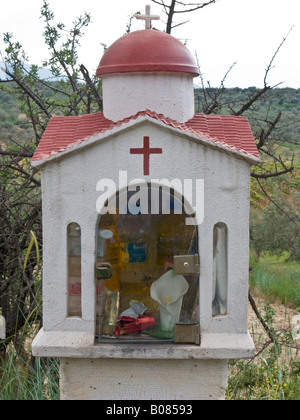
[67,223,82,317]
[212,223,228,317]
[96,185,199,343]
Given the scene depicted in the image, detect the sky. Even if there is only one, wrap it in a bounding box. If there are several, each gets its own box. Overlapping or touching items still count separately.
[0,0,299,88]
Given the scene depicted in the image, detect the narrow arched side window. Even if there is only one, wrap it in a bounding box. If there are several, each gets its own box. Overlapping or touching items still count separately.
[212,223,228,317]
[67,223,82,317]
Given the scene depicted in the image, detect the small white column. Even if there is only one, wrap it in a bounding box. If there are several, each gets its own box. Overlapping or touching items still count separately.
[0,315,5,340]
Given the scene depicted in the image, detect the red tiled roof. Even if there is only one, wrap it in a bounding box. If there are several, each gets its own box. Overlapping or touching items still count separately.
[31,110,260,163]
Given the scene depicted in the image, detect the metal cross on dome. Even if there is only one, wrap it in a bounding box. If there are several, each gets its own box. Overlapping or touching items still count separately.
[134,4,160,30]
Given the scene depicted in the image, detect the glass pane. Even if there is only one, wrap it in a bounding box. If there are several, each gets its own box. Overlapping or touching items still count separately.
[96,188,199,342]
[212,223,227,316]
[67,223,82,317]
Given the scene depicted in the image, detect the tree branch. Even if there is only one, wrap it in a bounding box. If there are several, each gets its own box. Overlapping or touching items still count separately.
[264,26,294,88]
[234,86,271,116]
[248,291,277,344]
[5,163,41,187]
[151,0,216,33]
[173,0,216,13]
[2,67,52,119]
[0,149,33,158]
[251,166,294,179]
[80,64,103,111]
[256,178,299,224]
[256,112,282,149]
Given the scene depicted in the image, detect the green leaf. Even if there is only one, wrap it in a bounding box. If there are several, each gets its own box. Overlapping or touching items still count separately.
[23,230,40,271]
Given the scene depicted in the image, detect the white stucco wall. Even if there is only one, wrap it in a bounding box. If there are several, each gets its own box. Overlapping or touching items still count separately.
[37,120,252,345]
[102,72,195,123]
[0,315,5,340]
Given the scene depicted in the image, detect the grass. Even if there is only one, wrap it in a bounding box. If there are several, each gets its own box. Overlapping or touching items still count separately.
[227,252,300,400]
[0,316,60,400]
[227,352,300,400]
[227,297,300,400]
[250,252,300,310]
[0,348,60,401]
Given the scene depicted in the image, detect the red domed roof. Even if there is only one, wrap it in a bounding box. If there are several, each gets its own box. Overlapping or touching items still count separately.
[96,30,199,77]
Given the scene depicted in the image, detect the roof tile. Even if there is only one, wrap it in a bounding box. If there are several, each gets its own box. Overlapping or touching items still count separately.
[32,111,260,163]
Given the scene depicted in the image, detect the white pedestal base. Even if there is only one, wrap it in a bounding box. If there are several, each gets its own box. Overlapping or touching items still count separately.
[59,358,229,400]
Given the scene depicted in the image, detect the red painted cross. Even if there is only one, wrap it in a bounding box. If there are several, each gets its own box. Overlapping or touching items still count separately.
[130,136,163,176]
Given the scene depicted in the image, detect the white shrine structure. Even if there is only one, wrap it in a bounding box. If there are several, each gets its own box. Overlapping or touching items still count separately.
[0,315,5,340]
[32,6,258,400]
